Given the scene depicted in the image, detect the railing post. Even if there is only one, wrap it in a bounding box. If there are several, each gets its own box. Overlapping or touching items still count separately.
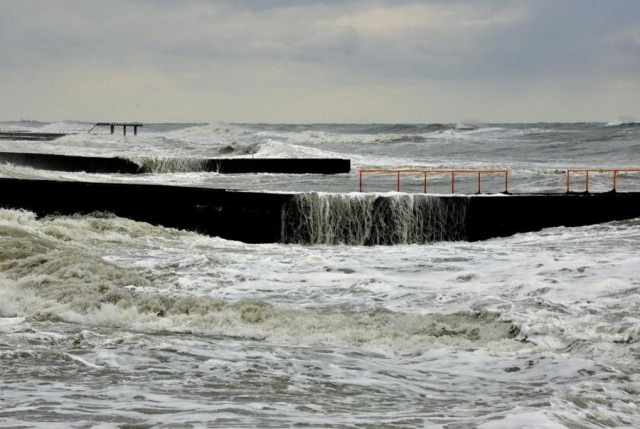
[397,171,401,192]
[477,172,481,193]
[585,171,589,192]
[566,170,571,192]
[613,170,618,191]
[504,171,509,193]
[423,172,427,193]
[359,170,363,192]
[451,171,455,193]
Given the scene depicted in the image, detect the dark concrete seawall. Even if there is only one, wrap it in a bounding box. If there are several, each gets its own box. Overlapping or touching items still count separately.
[0,152,140,173]
[204,158,350,174]
[0,178,639,243]
[0,152,350,174]
[465,193,640,241]
[0,132,67,141]
[0,178,290,243]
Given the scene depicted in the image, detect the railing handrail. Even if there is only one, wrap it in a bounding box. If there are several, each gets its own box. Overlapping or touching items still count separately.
[566,168,640,193]
[359,168,509,173]
[358,168,510,194]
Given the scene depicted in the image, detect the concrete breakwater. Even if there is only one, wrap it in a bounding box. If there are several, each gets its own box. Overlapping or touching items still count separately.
[0,152,351,174]
[1,178,639,244]
[0,152,140,174]
[0,131,68,141]
[0,178,289,243]
[282,192,640,244]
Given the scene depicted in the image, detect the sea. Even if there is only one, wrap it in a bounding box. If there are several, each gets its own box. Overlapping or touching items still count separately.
[0,121,639,428]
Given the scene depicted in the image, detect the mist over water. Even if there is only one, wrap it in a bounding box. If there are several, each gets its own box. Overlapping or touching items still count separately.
[1,121,640,427]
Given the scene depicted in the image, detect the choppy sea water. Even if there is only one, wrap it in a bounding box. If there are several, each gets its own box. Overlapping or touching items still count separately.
[1,121,640,428]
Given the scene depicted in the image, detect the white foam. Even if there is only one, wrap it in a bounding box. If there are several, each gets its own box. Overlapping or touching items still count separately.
[477,408,567,428]
[2,122,640,427]
[252,138,344,159]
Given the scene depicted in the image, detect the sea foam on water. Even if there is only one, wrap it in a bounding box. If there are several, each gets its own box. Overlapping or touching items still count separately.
[1,122,640,427]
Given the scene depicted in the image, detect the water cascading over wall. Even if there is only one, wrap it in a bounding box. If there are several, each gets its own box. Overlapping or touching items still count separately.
[131,157,209,173]
[281,193,469,245]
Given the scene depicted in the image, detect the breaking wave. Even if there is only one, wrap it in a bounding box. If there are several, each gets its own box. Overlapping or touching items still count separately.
[0,208,519,355]
[605,120,640,128]
[214,142,260,156]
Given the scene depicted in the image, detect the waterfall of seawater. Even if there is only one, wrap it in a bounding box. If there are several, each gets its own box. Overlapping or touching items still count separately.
[282,193,469,245]
[131,157,209,173]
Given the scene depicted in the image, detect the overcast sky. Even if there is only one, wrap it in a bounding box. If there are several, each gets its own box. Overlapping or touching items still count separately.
[1,0,639,123]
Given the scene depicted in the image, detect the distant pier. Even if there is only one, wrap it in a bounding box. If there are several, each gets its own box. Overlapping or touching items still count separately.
[88,122,143,136]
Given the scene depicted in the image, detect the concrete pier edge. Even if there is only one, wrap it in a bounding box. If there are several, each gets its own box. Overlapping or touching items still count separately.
[0,132,67,141]
[0,152,351,174]
[0,178,639,244]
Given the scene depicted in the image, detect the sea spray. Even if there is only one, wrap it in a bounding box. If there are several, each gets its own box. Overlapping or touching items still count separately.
[282,193,469,245]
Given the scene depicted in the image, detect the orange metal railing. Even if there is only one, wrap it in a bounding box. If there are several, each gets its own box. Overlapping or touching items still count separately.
[566,168,640,193]
[358,169,510,194]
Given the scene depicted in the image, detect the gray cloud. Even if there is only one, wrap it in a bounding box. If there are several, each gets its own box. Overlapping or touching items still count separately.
[0,0,638,122]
